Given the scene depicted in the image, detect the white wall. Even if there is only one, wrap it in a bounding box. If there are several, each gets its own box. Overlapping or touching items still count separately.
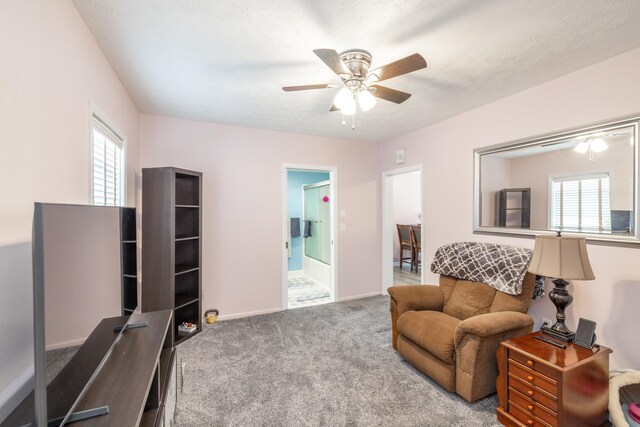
[380,47,640,369]
[392,172,421,262]
[0,0,140,419]
[140,115,380,318]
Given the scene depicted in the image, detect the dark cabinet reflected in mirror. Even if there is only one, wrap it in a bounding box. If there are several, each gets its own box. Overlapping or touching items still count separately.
[497,188,531,228]
[474,115,639,245]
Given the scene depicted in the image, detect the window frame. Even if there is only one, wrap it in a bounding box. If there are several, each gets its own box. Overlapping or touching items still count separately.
[548,172,611,233]
[90,103,126,206]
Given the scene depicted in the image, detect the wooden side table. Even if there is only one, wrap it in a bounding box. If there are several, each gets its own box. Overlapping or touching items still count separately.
[496,331,611,427]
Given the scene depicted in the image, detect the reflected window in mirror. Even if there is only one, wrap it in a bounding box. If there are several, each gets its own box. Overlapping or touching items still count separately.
[550,173,611,233]
[474,115,639,245]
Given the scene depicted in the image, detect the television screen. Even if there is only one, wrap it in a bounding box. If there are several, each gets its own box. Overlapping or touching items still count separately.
[611,210,633,234]
[0,203,137,426]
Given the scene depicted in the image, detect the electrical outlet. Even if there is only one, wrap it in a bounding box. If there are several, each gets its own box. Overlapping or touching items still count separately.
[541,318,552,329]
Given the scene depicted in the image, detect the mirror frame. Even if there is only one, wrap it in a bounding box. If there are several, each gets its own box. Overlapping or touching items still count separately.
[474,114,640,246]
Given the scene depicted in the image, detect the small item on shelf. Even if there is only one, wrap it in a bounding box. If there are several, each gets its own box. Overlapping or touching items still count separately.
[178,322,197,334]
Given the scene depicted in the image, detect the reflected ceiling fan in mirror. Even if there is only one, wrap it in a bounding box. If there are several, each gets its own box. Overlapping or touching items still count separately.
[282,48,427,129]
[540,129,631,162]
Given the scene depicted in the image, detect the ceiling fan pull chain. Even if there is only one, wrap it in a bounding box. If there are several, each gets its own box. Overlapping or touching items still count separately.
[352,113,355,130]
[341,113,346,126]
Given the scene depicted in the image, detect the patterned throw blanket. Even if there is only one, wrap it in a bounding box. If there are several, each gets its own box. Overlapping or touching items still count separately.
[430,242,533,295]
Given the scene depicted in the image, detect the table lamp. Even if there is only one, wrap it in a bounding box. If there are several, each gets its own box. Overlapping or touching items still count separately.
[528,232,594,341]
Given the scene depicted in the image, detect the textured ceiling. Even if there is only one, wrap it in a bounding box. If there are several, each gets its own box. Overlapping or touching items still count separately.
[71,0,640,142]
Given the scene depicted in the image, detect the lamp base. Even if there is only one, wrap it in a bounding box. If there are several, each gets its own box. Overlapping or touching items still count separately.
[541,325,575,342]
[542,277,575,342]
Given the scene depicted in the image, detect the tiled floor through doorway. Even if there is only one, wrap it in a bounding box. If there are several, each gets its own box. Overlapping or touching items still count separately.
[288,275,331,309]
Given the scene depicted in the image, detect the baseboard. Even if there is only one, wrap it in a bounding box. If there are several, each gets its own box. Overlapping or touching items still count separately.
[214,294,383,320]
[337,292,382,302]
[46,336,86,352]
[217,307,283,321]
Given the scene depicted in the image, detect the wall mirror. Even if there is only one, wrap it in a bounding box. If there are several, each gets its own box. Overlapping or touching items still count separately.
[474,115,639,245]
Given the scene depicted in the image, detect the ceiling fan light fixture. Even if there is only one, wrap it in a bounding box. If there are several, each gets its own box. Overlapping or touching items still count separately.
[574,140,589,153]
[334,87,354,110]
[357,89,377,111]
[341,98,356,116]
[590,138,608,153]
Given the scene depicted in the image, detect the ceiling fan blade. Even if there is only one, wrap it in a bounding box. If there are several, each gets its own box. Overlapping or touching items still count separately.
[282,84,332,92]
[369,53,427,82]
[313,49,350,76]
[330,104,340,112]
[370,85,412,104]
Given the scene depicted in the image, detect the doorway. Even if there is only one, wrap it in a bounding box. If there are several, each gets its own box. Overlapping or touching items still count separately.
[282,165,337,309]
[382,165,424,294]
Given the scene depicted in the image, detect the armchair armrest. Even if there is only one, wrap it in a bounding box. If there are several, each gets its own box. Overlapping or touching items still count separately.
[387,285,444,315]
[454,311,533,347]
[452,311,534,402]
[388,285,443,350]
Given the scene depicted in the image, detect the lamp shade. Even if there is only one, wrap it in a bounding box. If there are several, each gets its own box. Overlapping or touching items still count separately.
[528,235,595,280]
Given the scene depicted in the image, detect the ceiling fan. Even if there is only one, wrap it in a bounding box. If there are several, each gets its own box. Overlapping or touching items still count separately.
[540,130,631,161]
[282,48,427,119]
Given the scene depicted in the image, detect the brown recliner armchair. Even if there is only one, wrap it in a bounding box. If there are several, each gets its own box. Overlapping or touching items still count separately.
[388,273,535,402]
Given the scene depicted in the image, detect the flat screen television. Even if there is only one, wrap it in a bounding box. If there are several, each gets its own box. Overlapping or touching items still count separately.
[0,203,138,427]
[611,210,633,234]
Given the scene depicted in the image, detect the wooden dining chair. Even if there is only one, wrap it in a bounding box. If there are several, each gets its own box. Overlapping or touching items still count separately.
[396,224,414,270]
[410,225,422,273]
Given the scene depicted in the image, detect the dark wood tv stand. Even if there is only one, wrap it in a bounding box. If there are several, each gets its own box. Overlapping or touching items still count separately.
[1,310,175,427]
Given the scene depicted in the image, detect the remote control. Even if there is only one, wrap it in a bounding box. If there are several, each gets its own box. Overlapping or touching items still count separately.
[534,335,567,349]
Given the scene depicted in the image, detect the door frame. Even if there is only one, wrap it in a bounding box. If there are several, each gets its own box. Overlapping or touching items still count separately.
[382,164,424,295]
[282,164,338,309]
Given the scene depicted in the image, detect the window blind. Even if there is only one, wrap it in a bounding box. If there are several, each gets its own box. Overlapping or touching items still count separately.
[92,114,124,206]
[551,173,610,232]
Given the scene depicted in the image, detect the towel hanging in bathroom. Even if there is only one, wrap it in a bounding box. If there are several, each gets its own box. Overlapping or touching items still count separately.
[290,217,301,237]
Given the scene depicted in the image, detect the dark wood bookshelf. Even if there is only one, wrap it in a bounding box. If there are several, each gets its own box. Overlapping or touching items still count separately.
[142,167,202,346]
[120,207,138,315]
[174,295,199,310]
[497,188,531,229]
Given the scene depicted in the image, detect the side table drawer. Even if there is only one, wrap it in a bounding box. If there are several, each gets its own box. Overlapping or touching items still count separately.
[509,351,559,380]
[509,387,557,427]
[497,333,612,427]
[509,400,553,427]
[508,359,557,395]
[509,374,558,413]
